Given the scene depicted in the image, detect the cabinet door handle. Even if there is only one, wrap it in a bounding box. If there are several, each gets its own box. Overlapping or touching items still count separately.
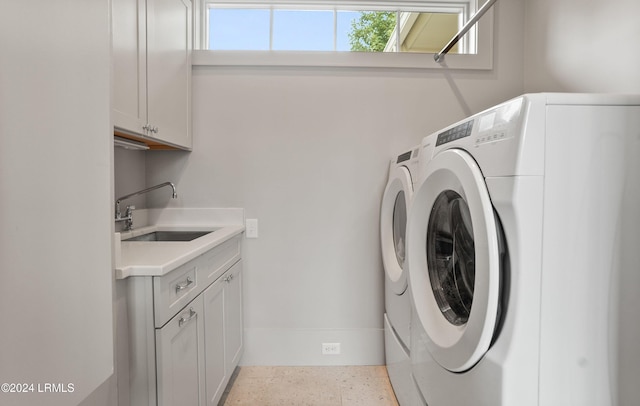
[175,276,194,293]
[224,274,233,283]
[178,307,196,327]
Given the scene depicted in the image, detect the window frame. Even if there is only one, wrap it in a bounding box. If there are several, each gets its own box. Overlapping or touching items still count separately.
[191,0,494,70]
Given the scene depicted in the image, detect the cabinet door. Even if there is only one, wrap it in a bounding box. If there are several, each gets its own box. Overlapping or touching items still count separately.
[225,261,244,373]
[146,0,192,149]
[203,278,226,406]
[156,296,205,406]
[112,0,147,135]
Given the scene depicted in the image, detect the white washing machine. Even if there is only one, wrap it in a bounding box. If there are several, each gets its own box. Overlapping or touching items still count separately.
[381,146,422,405]
[407,93,640,405]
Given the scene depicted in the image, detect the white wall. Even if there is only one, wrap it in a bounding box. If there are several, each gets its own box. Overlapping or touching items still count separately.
[114,148,147,231]
[114,149,147,204]
[524,0,640,93]
[145,0,525,365]
[0,1,115,405]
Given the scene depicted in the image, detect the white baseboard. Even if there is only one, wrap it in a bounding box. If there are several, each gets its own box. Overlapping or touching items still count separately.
[240,327,384,366]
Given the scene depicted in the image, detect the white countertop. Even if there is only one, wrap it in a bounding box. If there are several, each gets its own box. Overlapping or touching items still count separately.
[114,208,245,279]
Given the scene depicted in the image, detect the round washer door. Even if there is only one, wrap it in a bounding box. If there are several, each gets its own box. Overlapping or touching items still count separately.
[380,165,413,295]
[407,148,502,372]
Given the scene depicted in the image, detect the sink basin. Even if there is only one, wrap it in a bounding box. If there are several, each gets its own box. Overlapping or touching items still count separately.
[125,230,215,242]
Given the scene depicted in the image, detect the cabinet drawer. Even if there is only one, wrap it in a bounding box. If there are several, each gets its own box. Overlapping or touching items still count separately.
[153,261,200,328]
[197,236,241,287]
[153,236,241,328]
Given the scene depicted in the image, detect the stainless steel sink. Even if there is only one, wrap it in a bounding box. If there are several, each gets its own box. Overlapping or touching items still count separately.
[124,230,215,242]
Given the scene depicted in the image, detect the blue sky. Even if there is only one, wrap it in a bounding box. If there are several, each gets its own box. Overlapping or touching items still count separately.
[208,8,361,51]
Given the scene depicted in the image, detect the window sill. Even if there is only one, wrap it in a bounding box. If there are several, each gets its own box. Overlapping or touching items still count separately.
[192,48,492,70]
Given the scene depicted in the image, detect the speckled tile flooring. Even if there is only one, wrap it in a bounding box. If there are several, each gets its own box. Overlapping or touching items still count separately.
[220,366,399,406]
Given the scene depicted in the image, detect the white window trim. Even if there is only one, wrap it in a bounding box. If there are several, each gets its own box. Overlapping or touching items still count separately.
[191,0,494,70]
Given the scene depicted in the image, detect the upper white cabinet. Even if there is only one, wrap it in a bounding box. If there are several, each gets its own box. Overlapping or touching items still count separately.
[147,0,192,148]
[112,0,192,150]
[112,0,146,140]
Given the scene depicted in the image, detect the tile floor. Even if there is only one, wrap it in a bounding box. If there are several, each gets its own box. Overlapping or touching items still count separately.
[220,366,399,406]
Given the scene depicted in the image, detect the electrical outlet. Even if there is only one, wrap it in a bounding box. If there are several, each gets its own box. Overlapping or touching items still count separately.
[322,343,341,355]
[246,218,258,238]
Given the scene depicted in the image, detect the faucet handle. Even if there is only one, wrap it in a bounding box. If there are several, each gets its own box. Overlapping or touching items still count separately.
[124,205,135,231]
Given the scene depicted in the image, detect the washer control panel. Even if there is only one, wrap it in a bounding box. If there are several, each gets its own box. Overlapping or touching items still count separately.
[430,96,524,156]
[436,120,474,146]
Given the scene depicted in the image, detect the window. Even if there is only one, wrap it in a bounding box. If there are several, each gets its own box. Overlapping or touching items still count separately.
[192,0,494,69]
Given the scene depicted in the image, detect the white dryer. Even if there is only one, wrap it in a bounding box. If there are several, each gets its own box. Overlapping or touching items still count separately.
[407,93,640,405]
[381,146,421,405]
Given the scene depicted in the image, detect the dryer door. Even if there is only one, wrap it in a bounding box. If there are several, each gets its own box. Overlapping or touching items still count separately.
[381,165,413,295]
[408,148,503,372]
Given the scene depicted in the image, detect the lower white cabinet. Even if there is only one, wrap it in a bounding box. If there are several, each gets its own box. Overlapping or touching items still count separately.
[116,236,243,406]
[204,278,226,405]
[156,297,206,406]
[203,262,244,405]
[224,264,244,374]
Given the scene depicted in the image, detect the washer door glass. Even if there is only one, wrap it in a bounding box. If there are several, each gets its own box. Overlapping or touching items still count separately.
[427,190,475,326]
[407,148,503,372]
[393,191,407,268]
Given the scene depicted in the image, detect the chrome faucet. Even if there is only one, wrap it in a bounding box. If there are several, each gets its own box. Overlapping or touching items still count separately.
[115,182,177,230]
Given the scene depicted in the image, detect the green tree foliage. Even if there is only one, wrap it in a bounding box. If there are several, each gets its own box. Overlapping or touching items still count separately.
[348,11,397,52]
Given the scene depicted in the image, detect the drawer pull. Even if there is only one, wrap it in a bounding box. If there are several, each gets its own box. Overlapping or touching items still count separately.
[178,308,196,327]
[175,277,194,293]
